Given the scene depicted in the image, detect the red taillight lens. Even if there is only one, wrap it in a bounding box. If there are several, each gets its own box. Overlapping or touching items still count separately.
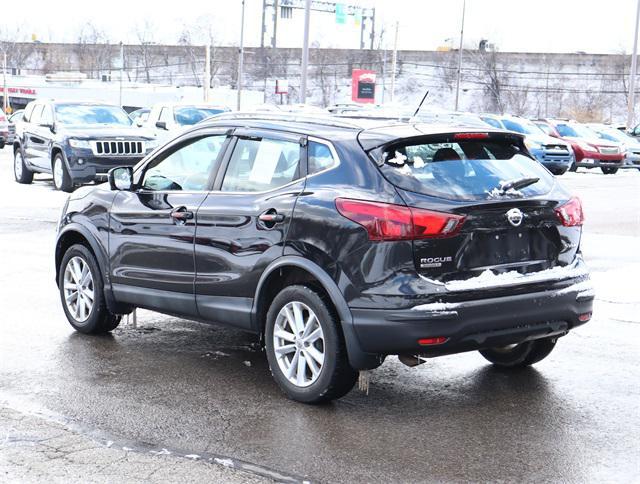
[555,197,584,227]
[335,198,465,241]
[453,132,489,140]
[418,337,448,346]
[0,115,6,122]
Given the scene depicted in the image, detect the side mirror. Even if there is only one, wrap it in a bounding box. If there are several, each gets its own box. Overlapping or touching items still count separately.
[108,166,134,191]
[135,118,144,127]
[155,121,168,130]
[41,122,55,133]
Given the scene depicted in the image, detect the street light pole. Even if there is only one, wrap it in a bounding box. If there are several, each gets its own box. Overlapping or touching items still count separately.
[2,50,8,114]
[237,0,246,111]
[300,0,311,104]
[454,0,466,111]
[627,0,640,129]
[390,21,398,103]
[119,42,124,108]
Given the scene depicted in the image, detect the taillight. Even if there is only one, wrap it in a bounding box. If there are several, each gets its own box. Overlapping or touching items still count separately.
[453,132,489,140]
[0,115,6,122]
[335,198,465,241]
[555,197,584,227]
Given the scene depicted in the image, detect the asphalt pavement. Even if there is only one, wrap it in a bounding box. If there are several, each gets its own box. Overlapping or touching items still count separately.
[0,149,639,483]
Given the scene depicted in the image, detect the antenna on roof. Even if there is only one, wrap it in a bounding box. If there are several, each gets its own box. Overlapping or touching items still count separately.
[413,90,430,117]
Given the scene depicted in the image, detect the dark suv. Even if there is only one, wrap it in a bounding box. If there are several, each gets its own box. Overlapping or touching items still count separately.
[55,113,594,403]
[14,101,158,192]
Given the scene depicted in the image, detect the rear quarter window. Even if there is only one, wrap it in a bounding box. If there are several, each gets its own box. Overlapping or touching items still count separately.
[379,137,554,201]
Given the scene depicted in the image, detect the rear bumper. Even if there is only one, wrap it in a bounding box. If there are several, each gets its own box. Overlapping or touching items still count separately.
[350,278,594,357]
[575,153,624,167]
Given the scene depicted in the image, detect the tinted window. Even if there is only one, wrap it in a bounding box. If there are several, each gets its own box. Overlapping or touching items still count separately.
[221,138,301,192]
[29,105,44,124]
[308,141,337,174]
[40,105,54,125]
[174,107,227,126]
[379,138,554,201]
[482,117,503,129]
[142,135,226,191]
[23,103,35,122]
[54,104,131,126]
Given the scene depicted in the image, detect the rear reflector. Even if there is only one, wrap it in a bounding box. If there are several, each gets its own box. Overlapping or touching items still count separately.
[418,337,448,346]
[555,196,584,227]
[335,198,465,241]
[578,312,592,322]
[453,132,489,140]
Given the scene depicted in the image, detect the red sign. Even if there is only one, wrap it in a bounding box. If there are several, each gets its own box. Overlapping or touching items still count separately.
[351,69,376,103]
[275,79,289,94]
[0,87,37,96]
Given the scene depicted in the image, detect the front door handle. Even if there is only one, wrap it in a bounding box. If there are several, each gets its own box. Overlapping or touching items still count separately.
[258,211,285,224]
[170,206,194,224]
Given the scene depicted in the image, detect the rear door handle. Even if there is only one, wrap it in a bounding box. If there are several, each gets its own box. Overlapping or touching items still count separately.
[170,207,194,223]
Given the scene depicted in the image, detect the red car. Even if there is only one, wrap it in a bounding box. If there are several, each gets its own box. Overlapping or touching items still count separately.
[535,119,624,174]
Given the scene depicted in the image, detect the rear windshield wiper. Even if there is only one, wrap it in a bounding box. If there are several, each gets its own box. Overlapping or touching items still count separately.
[497,177,540,194]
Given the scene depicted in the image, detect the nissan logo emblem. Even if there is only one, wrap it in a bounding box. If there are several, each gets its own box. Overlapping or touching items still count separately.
[506,208,524,227]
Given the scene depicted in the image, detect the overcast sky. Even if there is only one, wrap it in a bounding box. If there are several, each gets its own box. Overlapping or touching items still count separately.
[5,0,638,54]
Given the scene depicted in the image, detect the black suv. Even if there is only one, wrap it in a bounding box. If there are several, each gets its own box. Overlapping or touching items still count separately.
[55,113,594,403]
[14,101,158,192]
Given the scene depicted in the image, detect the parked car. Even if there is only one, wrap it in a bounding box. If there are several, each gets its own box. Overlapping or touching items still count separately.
[54,113,593,403]
[144,103,230,140]
[128,108,150,127]
[0,108,15,149]
[8,109,24,124]
[413,110,491,129]
[13,100,158,192]
[534,119,624,174]
[482,114,573,175]
[586,123,640,169]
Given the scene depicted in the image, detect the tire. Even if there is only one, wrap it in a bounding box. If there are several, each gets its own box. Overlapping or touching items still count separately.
[14,148,33,184]
[58,244,121,334]
[569,161,577,172]
[479,337,557,368]
[52,153,74,192]
[601,167,618,175]
[265,285,358,404]
[0,140,5,149]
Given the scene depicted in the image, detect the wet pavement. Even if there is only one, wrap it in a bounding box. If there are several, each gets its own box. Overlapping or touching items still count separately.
[1,150,639,482]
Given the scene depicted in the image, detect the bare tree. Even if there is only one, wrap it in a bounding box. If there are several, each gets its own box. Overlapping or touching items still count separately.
[134,21,159,83]
[74,22,113,79]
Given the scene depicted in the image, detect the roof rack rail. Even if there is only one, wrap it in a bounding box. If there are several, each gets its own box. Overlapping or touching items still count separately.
[206,111,363,130]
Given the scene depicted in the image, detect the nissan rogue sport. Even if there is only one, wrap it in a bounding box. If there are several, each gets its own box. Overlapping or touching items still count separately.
[55,113,594,403]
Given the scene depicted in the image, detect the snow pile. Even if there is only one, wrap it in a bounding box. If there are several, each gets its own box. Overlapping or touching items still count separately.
[411,301,460,312]
[420,258,589,292]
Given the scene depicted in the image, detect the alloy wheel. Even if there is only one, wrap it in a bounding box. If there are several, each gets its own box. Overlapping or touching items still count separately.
[273,301,325,387]
[63,256,95,323]
[14,151,23,179]
[54,158,64,189]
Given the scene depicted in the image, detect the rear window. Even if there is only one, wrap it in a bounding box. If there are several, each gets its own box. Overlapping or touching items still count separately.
[379,138,554,201]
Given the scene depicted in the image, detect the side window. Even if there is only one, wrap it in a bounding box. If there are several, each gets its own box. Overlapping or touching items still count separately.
[482,117,503,129]
[40,105,54,125]
[221,137,301,192]
[142,135,227,191]
[29,105,44,125]
[159,107,172,124]
[23,103,35,122]
[308,141,337,175]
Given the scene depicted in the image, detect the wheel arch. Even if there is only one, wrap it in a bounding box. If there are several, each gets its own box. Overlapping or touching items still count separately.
[252,256,383,370]
[55,224,130,315]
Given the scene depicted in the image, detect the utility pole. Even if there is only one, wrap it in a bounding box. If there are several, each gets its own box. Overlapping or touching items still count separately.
[454,0,466,111]
[627,0,640,129]
[300,0,311,104]
[237,0,246,111]
[119,42,124,108]
[204,44,211,102]
[390,21,398,103]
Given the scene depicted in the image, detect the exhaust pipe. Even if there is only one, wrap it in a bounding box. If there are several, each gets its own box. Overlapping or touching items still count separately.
[398,354,428,367]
